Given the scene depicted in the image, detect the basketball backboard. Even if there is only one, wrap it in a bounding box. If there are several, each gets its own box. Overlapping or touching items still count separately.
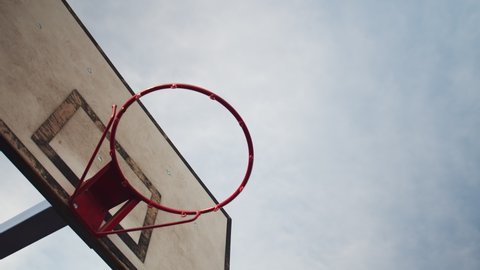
[0,0,231,269]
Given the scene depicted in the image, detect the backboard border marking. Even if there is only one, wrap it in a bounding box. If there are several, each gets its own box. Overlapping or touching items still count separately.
[31,89,160,262]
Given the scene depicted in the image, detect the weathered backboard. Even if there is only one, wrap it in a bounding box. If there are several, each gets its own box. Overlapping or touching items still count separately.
[0,0,231,269]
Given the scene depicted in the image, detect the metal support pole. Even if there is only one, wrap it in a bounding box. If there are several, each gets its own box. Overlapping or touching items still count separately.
[0,200,66,259]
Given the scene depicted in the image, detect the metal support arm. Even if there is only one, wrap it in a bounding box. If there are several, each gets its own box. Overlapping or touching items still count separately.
[0,200,66,259]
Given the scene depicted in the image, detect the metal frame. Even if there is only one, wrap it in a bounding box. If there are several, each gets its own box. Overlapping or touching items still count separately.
[0,201,66,259]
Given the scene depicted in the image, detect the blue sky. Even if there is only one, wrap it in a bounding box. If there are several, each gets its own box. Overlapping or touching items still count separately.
[1,0,480,269]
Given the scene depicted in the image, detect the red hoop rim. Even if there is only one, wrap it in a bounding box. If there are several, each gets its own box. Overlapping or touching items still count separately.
[109,83,254,216]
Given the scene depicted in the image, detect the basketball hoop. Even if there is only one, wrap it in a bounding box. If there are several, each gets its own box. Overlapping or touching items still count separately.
[69,83,254,236]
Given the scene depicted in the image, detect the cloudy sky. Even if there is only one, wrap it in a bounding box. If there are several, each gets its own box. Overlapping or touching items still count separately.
[2,0,480,269]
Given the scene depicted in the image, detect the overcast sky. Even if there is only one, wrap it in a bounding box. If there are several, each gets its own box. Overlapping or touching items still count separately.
[2,0,480,269]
